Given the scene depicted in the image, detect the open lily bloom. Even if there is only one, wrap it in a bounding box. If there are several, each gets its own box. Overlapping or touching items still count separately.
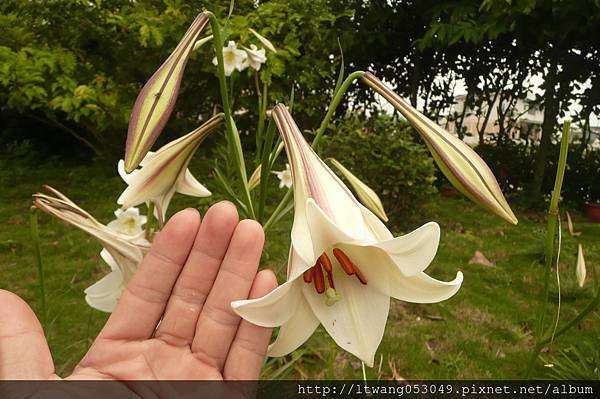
[107,207,147,236]
[33,187,150,311]
[118,113,222,225]
[232,104,463,366]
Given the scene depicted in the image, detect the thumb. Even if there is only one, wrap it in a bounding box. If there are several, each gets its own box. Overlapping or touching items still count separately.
[0,290,55,379]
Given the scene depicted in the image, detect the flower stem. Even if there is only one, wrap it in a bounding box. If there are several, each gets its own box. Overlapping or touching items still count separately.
[312,71,364,150]
[527,120,570,376]
[206,11,255,219]
[30,207,47,326]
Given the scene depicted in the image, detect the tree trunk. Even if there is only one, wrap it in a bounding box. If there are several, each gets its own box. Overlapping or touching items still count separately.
[456,92,470,140]
[530,56,559,199]
[409,53,422,107]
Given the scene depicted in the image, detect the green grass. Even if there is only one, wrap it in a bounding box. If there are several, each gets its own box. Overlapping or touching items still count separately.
[1,158,598,379]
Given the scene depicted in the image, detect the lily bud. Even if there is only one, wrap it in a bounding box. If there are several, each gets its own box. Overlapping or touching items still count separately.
[361,72,518,225]
[577,244,586,288]
[193,34,213,51]
[249,28,277,53]
[124,13,209,173]
[248,164,262,191]
[328,158,388,222]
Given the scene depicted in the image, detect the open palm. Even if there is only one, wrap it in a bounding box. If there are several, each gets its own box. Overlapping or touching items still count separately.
[0,202,277,381]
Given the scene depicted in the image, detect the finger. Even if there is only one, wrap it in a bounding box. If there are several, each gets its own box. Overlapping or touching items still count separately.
[191,219,264,369]
[223,270,278,380]
[0,290,55,379]
[155,201,239,346]
[98,208,201,340]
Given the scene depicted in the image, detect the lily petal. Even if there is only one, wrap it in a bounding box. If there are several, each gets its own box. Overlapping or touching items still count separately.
[369,222,440,277]
[387,271,463,303]
[231,279,303,328]
[302,267,390,367]
[84,270,123,313]
[125,13,209,172]
[267,297,319,357]
[176,169,212,197]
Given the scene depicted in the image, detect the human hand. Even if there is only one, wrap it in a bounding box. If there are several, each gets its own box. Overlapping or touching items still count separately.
[0,202,278,381]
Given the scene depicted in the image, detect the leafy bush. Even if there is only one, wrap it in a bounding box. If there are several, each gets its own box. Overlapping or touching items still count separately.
[321,113,437,220]
[476,142,600,204]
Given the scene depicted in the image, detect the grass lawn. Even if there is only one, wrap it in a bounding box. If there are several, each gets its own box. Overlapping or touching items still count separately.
[1,157,598,379]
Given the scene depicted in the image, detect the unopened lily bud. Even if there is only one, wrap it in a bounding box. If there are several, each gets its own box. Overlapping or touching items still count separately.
[125,13,209,173]
[362,72,518,225]
[329,158,388,222]
[577,244,586,288]
[193,34,213,51]
[248,164,262,191]
[249,28,277,53]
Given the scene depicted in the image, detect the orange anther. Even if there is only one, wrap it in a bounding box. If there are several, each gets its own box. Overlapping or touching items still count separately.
[332,248,355,275]
[319,253,333,272]
[303,267,314,283]
[319,259,336,289]
[353,266,368,285]
[313,262,325,294]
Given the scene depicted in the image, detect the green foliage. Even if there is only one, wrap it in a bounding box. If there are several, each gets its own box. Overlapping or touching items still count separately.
[321,113,437,219]
[476,142,600,204]
[544,342,600,380]
[0,0,356,159]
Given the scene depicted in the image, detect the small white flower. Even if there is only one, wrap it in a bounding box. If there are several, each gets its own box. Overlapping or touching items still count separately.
[273,163,292,188]
[212,40,248,76]
[107,207,147,235]
[243,44,267,71]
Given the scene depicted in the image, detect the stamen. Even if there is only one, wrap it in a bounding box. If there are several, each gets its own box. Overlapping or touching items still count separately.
[319,253,333,272]
[332,248,368,285]
[313,262,325,294]
[303,267,314,283]
[319,259,335,289]
[332,248,355,275]
[353,266,368,285]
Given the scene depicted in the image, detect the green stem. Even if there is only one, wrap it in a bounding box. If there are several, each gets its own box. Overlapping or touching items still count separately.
[30,207,47,326]
[539,287,600,345]
[312,70,364,150]
[258,118,276,223]
[206,11,255,219]
[527,120,571,377]
[263,189,293,232]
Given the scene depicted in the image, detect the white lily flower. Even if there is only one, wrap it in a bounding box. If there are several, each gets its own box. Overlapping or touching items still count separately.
[118,114,222,225]
[273,163,293,189]
[107,207,147,236]
[212,40,248,76]
[243,44,267,71]
[33,187,150,311]
[232,105,463,366]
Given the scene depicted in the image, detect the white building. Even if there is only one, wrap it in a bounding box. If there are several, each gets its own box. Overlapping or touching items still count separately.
[446,94,544,145]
